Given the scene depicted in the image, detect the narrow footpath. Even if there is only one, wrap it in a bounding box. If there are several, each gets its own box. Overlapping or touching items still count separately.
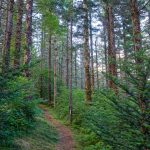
[43,108,75,150]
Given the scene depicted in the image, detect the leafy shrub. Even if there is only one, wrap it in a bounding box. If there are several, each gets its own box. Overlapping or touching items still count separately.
[0,71,39,146]
[55,87,110,149]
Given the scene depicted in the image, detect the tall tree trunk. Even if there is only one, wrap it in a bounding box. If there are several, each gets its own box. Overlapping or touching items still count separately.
[40,31,44,98]
[80,50,84,89]
[48,33,52,105]
[148,12,150,37]
[130,0,141,52]
[2,0,14,72]
[14,0,24,68]
[130,1,147,149]
[54,47,57,107]
[103,20,108,87]
[83,0,92,103]
[66,22,69,88]
[106,4,117,92]
[0,0,3,63]
[69,20,73,123]
[24,0,33,77]
[74,48,77,87]
[95,38,99,89]
[0,0,2,34]
[89,11,94,91]
[61,42,64,81]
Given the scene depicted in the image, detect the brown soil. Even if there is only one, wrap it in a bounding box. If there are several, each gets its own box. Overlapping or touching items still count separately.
[43,108,75,150]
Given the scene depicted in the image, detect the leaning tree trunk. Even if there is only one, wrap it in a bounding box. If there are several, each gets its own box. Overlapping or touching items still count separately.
[2,0,14,72]
[106,4,117,93]
[130,1,148,149]
[83,0,92,103]
[24,0,33,77]
[14,0,24,68]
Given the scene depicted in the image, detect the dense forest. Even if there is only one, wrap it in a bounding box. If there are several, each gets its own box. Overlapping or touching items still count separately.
[0,0,150,150]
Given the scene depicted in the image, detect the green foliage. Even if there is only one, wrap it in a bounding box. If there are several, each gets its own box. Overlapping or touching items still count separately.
[89,50,150,150]
[15,116,58,150]
[0,70,39,146]
[53,49,150,150]
[32,67,63,100]
[54,87,110,149]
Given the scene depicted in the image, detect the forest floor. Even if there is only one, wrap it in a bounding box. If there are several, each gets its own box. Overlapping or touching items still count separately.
[42,106,75,150]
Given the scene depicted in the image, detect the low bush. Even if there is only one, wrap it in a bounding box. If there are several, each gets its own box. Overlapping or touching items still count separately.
[0,71,39,146]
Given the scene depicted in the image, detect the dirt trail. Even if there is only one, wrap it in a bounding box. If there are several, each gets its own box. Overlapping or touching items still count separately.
[43,109,75,150]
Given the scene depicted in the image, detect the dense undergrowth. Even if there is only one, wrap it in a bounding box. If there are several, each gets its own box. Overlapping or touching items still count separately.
[52,85,149,150]
[51,50,150,150]
[15,116,58,150]
[54,88,110,150]
[0,70,58,149]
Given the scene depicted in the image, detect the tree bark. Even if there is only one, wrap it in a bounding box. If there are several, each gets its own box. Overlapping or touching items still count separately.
[14,0,24,68]
[74,48,77,87]
[148,12,150,37]
[48,33,52,105]
[106,4,117,92]
[24,0,33,77]
[0,0,3,62]
[103,20,108,87]
[130,1,148,149]
[89,11,94,91]
[40,31,44,98]
[66,22,69,88]
[54,47,57,107]
[60,42,64,81]
[95,38,99,89]
[69,20,73,123]
[83,0,92,103]
[130,0,141,52]
[80,50,84,89]
[2,0,14,72]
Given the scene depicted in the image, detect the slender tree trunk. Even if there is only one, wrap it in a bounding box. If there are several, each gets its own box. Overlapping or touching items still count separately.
[24,0,33,77]
[74,48,77,87]
[2,0,14,72]
[54,47,57,107]
[61,42,64,81]
[40,31,44,98]
[89,11,94,91]
[130,1,147,149]
[48,33,52,105]
[83,0,92,103]
[95,38,99,89]
[148,12,150,37]
[0,0,3,63]
[103,20,108,87]
[0,0,2,33]
[130,0,141,53]
[14,0,24,68]
[106,4,117,92]
[66,22,69,88]
[69,20,73,123]
[0,0,3,38]
[80,50,84,89]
